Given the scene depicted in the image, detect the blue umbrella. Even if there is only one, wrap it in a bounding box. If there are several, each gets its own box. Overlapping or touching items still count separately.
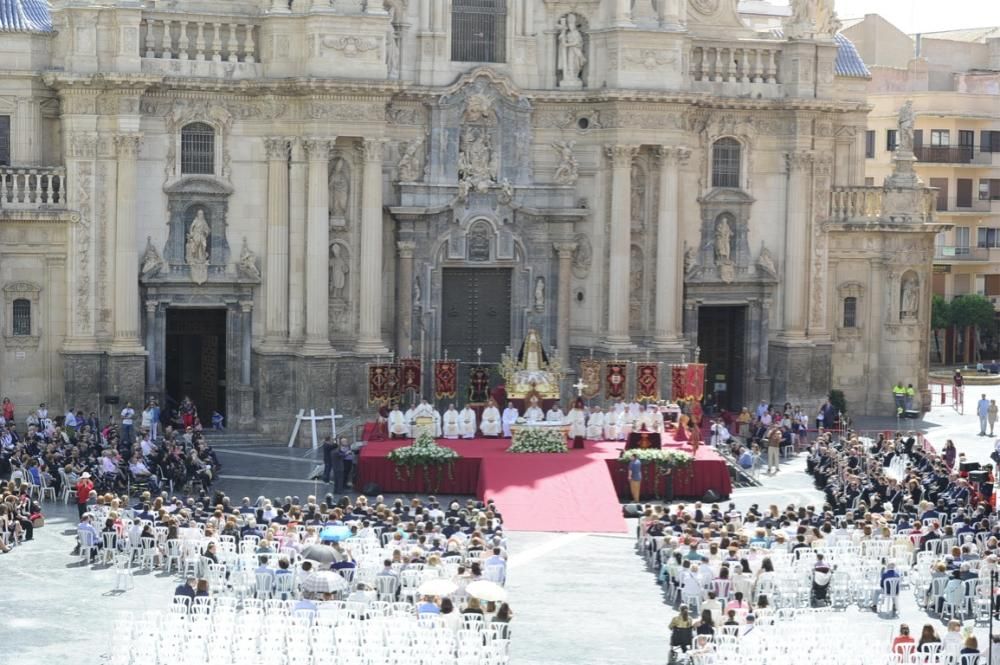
[320,525,353,542]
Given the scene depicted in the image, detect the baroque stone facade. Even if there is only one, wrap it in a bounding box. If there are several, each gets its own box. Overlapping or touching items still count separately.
[0,0,940,430]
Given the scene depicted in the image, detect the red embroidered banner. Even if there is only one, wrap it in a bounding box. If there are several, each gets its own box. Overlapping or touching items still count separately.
[368,364,393,407]
[579,359,602,399]
[671,365,686,401]
[685,363,706,401]
[467,365,491,404]
[606,362,628,400]
[434,360,457,400]
[400,358,422,393]
[636,363,659,403]
[385,364,401,406]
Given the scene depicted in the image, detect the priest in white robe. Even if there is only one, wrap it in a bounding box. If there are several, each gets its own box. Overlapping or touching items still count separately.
[459,404,477,439]
[388,406,408,438]
[480,399,501,437]
[501,403,519,437]
[603,407,620,441]
[615,408,630,441]
[637,405,659,433]
[412,400,439,438]
[442,404,461,439]
[524,399,545,423]
[566,399,587,449]
[403,404,416,437]
[627,400,641,422]
[546,404,565,422]
[586,408,605,440]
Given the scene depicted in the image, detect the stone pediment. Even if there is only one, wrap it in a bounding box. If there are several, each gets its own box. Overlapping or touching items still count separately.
[698,187,755,205]
[438,67,531,110]
[163,175,234,196]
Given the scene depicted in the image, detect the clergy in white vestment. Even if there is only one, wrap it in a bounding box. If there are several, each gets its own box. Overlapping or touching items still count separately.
[502,404,519,437]
[603,407,620,441]
[637,405,659,432]
[459,405,477,439]
[432,409,442,437]
[627,400,641,422]
[388,406,408,438]
[412,400,440,437]
[586,409,605,440]
[613,400,626,417]
[546,405,565,422]
[480,399,501,437]
[524,398,544,422]
[615,409,630,440]
[566,400,587,448]
[442,404,460,439]
[403,404,416,437]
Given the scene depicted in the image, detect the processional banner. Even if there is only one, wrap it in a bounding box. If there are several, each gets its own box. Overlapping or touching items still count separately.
[685,363,706,401]
[434,360,458,400]
[468,365,491,403]
[670,365,687,401]
[605,362,628,400]
[384,364,401,405]
[400,358,422,393]
[635,364,659,402]
[368,365,394,407]
[579,359,602,399]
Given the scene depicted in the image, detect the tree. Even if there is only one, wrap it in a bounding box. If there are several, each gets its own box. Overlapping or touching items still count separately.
[948,294,995,363]
[931,295,949,364]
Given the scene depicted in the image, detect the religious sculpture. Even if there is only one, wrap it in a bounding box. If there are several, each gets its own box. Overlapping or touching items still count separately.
[552,140,578,185]
[897,100,915,155]
[499,329,562,400]
[498,178,514,205]
[756,245,778,279]
[330,242,349,299]
[238,237,261,281]
[534,276,545,311]
[901,276,919,319]
[457,126,498,192]
[385,25,400,79]
[413,275,422,310]
[556,14,586,89]
[140,236,164,279]
[330,158,350,223]
[631,165,645,226]
[186,209,210,265]
[785,0,841,40]
[684,243,698,278]
[714,216,732,263]
[397,138,424,182]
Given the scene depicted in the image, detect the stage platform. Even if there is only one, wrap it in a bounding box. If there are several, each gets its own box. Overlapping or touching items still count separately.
[357,437,732,533]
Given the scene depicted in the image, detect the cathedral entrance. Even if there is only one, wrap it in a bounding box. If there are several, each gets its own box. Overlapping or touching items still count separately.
[697,305,747,412]
[441,267,512,402]
[164,308,227,426]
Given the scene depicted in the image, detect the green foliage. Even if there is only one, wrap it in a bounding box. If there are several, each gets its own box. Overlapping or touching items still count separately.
[828,389,847,416]
[931,295,950,331]
[948,294,995,331]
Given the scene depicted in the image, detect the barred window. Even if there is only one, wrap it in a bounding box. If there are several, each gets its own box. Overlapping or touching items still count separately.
[181,122,215,175]
[12,298,30,336]
[842,297,857,329]
[0,115,9,166]
[451,0,507,63]
[711,138,741,188]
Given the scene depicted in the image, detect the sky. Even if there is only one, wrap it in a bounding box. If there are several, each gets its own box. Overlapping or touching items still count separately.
[774,0,1000,35]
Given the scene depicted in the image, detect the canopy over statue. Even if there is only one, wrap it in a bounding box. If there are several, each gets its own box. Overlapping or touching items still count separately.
[500,329,562,400]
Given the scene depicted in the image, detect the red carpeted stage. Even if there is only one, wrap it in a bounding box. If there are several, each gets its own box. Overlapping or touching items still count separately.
[357,437,732,533]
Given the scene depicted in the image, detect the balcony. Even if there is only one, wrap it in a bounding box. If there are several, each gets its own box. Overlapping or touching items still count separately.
[688,41,783,96]
[139,15,262,80]
[913,145,997,166]
[934,246,990,262]
[0,166,67,210]
[829,186,883,222]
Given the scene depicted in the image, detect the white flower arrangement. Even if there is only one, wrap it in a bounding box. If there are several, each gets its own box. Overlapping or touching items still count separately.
[387,432,460,491]
[508,427,568,453]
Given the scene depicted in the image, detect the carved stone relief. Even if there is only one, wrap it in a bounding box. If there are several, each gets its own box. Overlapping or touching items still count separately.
[571,232,592,279]
[629,245,644,327]
[631,163,646,230]
[329,241,350,301]
[329,156,351,227]
[397,138,425,182]
[552,140,578,185]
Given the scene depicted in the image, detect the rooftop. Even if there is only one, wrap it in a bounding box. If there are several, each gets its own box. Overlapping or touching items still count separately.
[0,0,51,33]
[910,26,1000,43]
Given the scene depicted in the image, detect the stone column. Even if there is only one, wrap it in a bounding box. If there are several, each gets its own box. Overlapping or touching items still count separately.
[613,0,633,26]
[302,137,334,351]
[554,242,576,368]
[144,300,157,389]
[112,133,142,347]
[605,145,638,345]
[14,97,42,164]
[240,301,253,384]
[356,138,388,353]
[783,151,812,336]
[288,139,307,343]
[396,240,416,357]
[653,146,690,348]
[263,137,290,343]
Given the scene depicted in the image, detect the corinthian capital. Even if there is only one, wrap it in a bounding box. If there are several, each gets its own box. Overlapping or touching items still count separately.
[553,241,577,258]
[114,133,143,158]
[359,137,387,163]
[785,150,815,173]
[396,240,417,258]
[302,137,336,161]
[264,137,290,161]
[605,144,639,168]
[656,145,692,165]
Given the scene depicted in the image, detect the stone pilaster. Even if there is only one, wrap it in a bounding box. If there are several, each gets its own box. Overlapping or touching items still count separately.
[263,137,290,343]
[302,137,335,352]
[356,138,388,354]
[144,300,157,392]
[605,144,638,346]
[396,240,416,357]
[112,133,142,349]
[653,145,690,349]
[554,242,576,369]
[612,0,633,26]
[783,151,812,337]
[288,139,307,344]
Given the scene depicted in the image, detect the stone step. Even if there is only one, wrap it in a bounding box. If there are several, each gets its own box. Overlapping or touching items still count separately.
[201,432,280,446]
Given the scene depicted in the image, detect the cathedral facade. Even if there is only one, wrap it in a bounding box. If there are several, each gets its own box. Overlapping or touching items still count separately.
[0,0,941,431]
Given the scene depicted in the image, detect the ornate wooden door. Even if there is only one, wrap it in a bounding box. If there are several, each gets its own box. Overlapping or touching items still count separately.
[696,306,746,411]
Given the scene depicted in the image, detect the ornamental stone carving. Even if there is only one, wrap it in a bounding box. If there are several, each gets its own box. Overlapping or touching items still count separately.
[321,35,379,57]
[756,244,778,280]
[238,237,261,281]
[397,138,425,182]
[140,236,165,279]
[551,140,578,185]
[785,0,842,40]
[571,233,592,279]
[556,14,586,89]
[605,144,638,168]
[264,137,290,161]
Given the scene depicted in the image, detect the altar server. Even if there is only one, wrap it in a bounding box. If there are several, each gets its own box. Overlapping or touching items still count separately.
[388,405,408,438]
[502,403,519,437]
[481,399,501,437]
[546,404,565,423]
[524,399,545,423]
[442,404,460,439]
[586,408,605,440]
[459,404,477,439]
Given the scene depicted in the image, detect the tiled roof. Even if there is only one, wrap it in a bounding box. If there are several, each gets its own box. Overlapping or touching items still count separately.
[769,29,871,79]
[0,0,52,33]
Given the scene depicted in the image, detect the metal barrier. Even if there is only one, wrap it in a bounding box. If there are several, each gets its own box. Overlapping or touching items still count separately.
[929,383,964,415]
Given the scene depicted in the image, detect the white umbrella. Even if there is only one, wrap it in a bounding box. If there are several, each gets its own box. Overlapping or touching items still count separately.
[465,580,507,602]
[302,571,348,594]
[418,578,458,597]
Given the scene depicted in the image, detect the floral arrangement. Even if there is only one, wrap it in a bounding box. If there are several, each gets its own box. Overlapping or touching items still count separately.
[508,427,568,453]
[387,432,460,491]
[618,449,694,499]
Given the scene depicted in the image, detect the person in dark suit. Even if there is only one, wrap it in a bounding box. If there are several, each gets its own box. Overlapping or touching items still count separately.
[174,577,196,600]
[321,436,336,484]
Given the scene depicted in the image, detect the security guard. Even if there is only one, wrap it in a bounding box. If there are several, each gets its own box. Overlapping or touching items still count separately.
[905,384,916,411]
[892,382,906,414]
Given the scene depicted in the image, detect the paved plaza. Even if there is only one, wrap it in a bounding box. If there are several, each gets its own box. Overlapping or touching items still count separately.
[6,386,1000,664]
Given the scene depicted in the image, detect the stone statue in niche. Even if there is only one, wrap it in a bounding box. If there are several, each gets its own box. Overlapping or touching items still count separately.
[684,243,698,278]
[534,277,545,312]
[901,276,919,319]
[714,216,733,263]
[631,165,645,227]
[557,14,586,89]
[786,0,841,40]
[330,242,350,300]
[186,208,210,285]
[552,140,578,185]
[413,275,422,310]
[458,126,498,192]
[756,244,777,279]
[467,224,491,262]
[238,237,261,281]
[571,233,592,279]
[630,246,643,323]
[397,138,424,182]
[386,24,400,79]
[329,158,350,226]
[140,236,164,279]
[497,178,514,205]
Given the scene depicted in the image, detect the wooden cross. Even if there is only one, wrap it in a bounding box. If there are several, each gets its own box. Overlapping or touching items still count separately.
[444,349,449,360]
[476,347,482,363]
[573,378,588,397]
[329,407,343,442]
[589,348,594,359]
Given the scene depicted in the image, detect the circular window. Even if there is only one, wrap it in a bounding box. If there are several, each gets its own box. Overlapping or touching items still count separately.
[577,117,590,130]
[575,290,585,303]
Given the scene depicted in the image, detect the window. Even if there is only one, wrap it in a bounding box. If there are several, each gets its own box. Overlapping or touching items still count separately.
[981,179,1000,200]
[180,122,215,175]
[0,115,9,166]
[930,130,950,146]
[978,228,1000,249]
[986,274,1000,297]
[711,138,741,188]
[451,0,507,63]
[929,177,948,211]
[12,299,30,336]
[957,178,973,208]
[955,226,970,252]
[842,297,857,328]
[865,130,875,158]
[981,131,1000,153]
[886,129,897,151]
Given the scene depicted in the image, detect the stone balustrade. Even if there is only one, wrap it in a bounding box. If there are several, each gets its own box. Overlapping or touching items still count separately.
[140,16,258,64]
[829,186,884,222]
[689,42,780,85]
[0,166,67,209]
